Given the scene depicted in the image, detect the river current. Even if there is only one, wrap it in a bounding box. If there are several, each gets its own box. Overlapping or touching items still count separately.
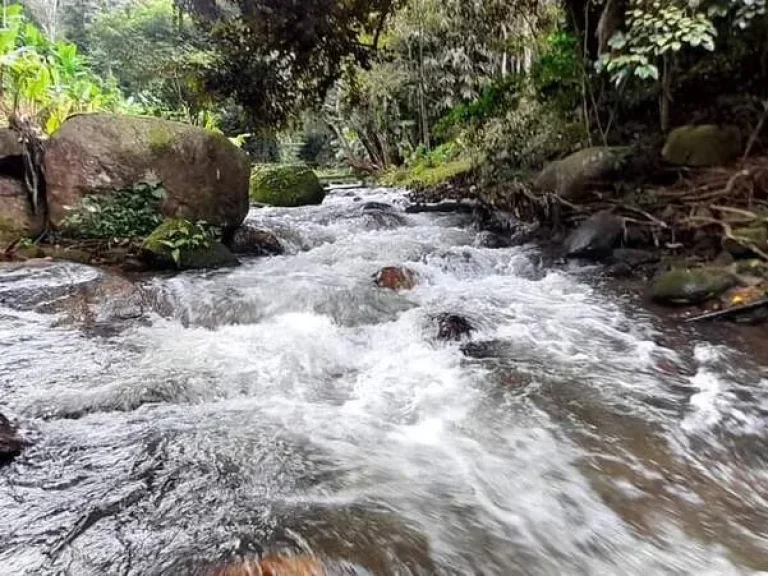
[1,187,768,575]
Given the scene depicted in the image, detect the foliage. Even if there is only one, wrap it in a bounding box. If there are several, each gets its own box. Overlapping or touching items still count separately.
[532,31,582,111]
[87,0,216,125]
[144,218,217,265]
[480,90,586,170]
[434,76,520,138]
[61,182,167,240]
[178,0,402,128]
[380,156,472,187]
[0,4,129,133]
[601,0,766,86]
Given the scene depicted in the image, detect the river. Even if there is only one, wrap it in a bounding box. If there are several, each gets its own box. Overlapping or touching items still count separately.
[1,187,768,575]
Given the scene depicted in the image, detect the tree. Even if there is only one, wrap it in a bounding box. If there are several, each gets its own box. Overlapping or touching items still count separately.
[177,0,401,128]
[87,0,214,125]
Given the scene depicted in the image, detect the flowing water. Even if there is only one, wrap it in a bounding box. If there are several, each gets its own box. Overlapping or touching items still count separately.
[2,188,768,575]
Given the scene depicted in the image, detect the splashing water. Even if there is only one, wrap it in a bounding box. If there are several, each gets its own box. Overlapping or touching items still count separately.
[1,188,768,575]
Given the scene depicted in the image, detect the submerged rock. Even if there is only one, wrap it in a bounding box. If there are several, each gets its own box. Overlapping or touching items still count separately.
[210,555,326,576]
[434,313,474,341]
[360,202,407,230]
[45,114,250,230]
[229,225,284,256]
[143,219,239,270]
[564,211,624,259]
[534,147,629,201]
[250,165,325,207]
[374,266,416,290]
[0,413,26,466]
[662,124,742,167]
[651,268,736,305]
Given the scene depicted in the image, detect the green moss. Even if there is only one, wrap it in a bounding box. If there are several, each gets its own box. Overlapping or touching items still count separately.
[651,268,736,305]
[250,164,325,207]
[143,218,238,270]
[147,124,175,155]
[379,158,473,188]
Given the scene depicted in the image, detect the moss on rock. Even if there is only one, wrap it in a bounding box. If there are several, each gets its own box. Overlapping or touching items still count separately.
[651,268,736,305]
[143,219,239,270]
[250,165,325,207]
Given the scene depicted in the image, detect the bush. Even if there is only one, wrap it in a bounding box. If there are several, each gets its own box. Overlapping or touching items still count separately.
[61,182,166,240]
[143,218,234,269]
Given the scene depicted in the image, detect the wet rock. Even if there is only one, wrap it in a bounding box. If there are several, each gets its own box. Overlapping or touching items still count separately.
[662,124,742,167]
[474,231,513,249]
[651,268,736,305]
[611,248,659,268]
[374,266,416,291]
[0,176,45,246]
[405,200,477,214]
[45,114,250,230]
[210,555,326,576]
[434,313,474,341]
[360,202,407,230]
[229,225,284,256]
[250,165,325,207]
[564,211,624,259]
[361,201,393,212]
[534,147,629,201]
[143,219,240,270]
[0,413,26,466]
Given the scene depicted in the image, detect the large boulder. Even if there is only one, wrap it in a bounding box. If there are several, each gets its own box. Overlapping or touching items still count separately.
[142,219,239,270]
[662,125,742,167]
[250,164,325,207]
[564,211,624,259]
[0,128,22,170]
[534,147,629,201]
[44,114,250,230]
[651,268,736,305]
[0,176,45,245]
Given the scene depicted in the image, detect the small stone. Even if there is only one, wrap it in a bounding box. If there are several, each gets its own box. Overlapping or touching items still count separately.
[374,266,416,291]
[434,313,474,341]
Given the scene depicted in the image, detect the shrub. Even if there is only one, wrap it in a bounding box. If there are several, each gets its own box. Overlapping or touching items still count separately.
[61,182,166,240]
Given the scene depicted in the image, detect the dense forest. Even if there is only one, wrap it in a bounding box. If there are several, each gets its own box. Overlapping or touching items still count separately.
[2,0,765,173]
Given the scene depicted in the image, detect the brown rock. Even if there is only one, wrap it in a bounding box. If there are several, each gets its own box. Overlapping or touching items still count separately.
[0,176,45,246]
[44,114,250,230]
[374,266,416,290]
[210,555,326,576]
[229,224,284,255]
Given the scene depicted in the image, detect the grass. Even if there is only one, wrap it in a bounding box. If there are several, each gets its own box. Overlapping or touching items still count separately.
[379,157,474,188]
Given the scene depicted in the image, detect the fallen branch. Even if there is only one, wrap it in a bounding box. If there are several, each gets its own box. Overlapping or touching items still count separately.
[685,298,768,323]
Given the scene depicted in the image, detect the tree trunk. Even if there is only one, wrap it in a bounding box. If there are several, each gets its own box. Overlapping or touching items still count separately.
[659,55,673,133]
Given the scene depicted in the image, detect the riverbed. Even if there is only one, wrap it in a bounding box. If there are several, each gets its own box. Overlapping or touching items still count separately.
[1,187,767,575]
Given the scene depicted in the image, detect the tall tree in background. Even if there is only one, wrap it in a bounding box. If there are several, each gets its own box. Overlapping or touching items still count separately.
[176,0,401,128]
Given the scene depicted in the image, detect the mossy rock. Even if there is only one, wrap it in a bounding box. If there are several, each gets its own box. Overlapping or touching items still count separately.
[250,165,325,207]
[651,268,736,305]
[662,125,742,167]
[723,224,768,258]
[534,147,630,201]
[143,219,239,270]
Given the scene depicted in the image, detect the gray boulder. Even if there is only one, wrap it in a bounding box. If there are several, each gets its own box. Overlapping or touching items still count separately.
[564,211,624,259]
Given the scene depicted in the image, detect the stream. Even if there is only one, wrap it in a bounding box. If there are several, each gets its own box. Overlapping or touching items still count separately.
[1,187,768,575]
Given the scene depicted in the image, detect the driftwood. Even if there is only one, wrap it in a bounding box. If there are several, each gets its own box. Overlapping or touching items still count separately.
[685,298,768,323]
